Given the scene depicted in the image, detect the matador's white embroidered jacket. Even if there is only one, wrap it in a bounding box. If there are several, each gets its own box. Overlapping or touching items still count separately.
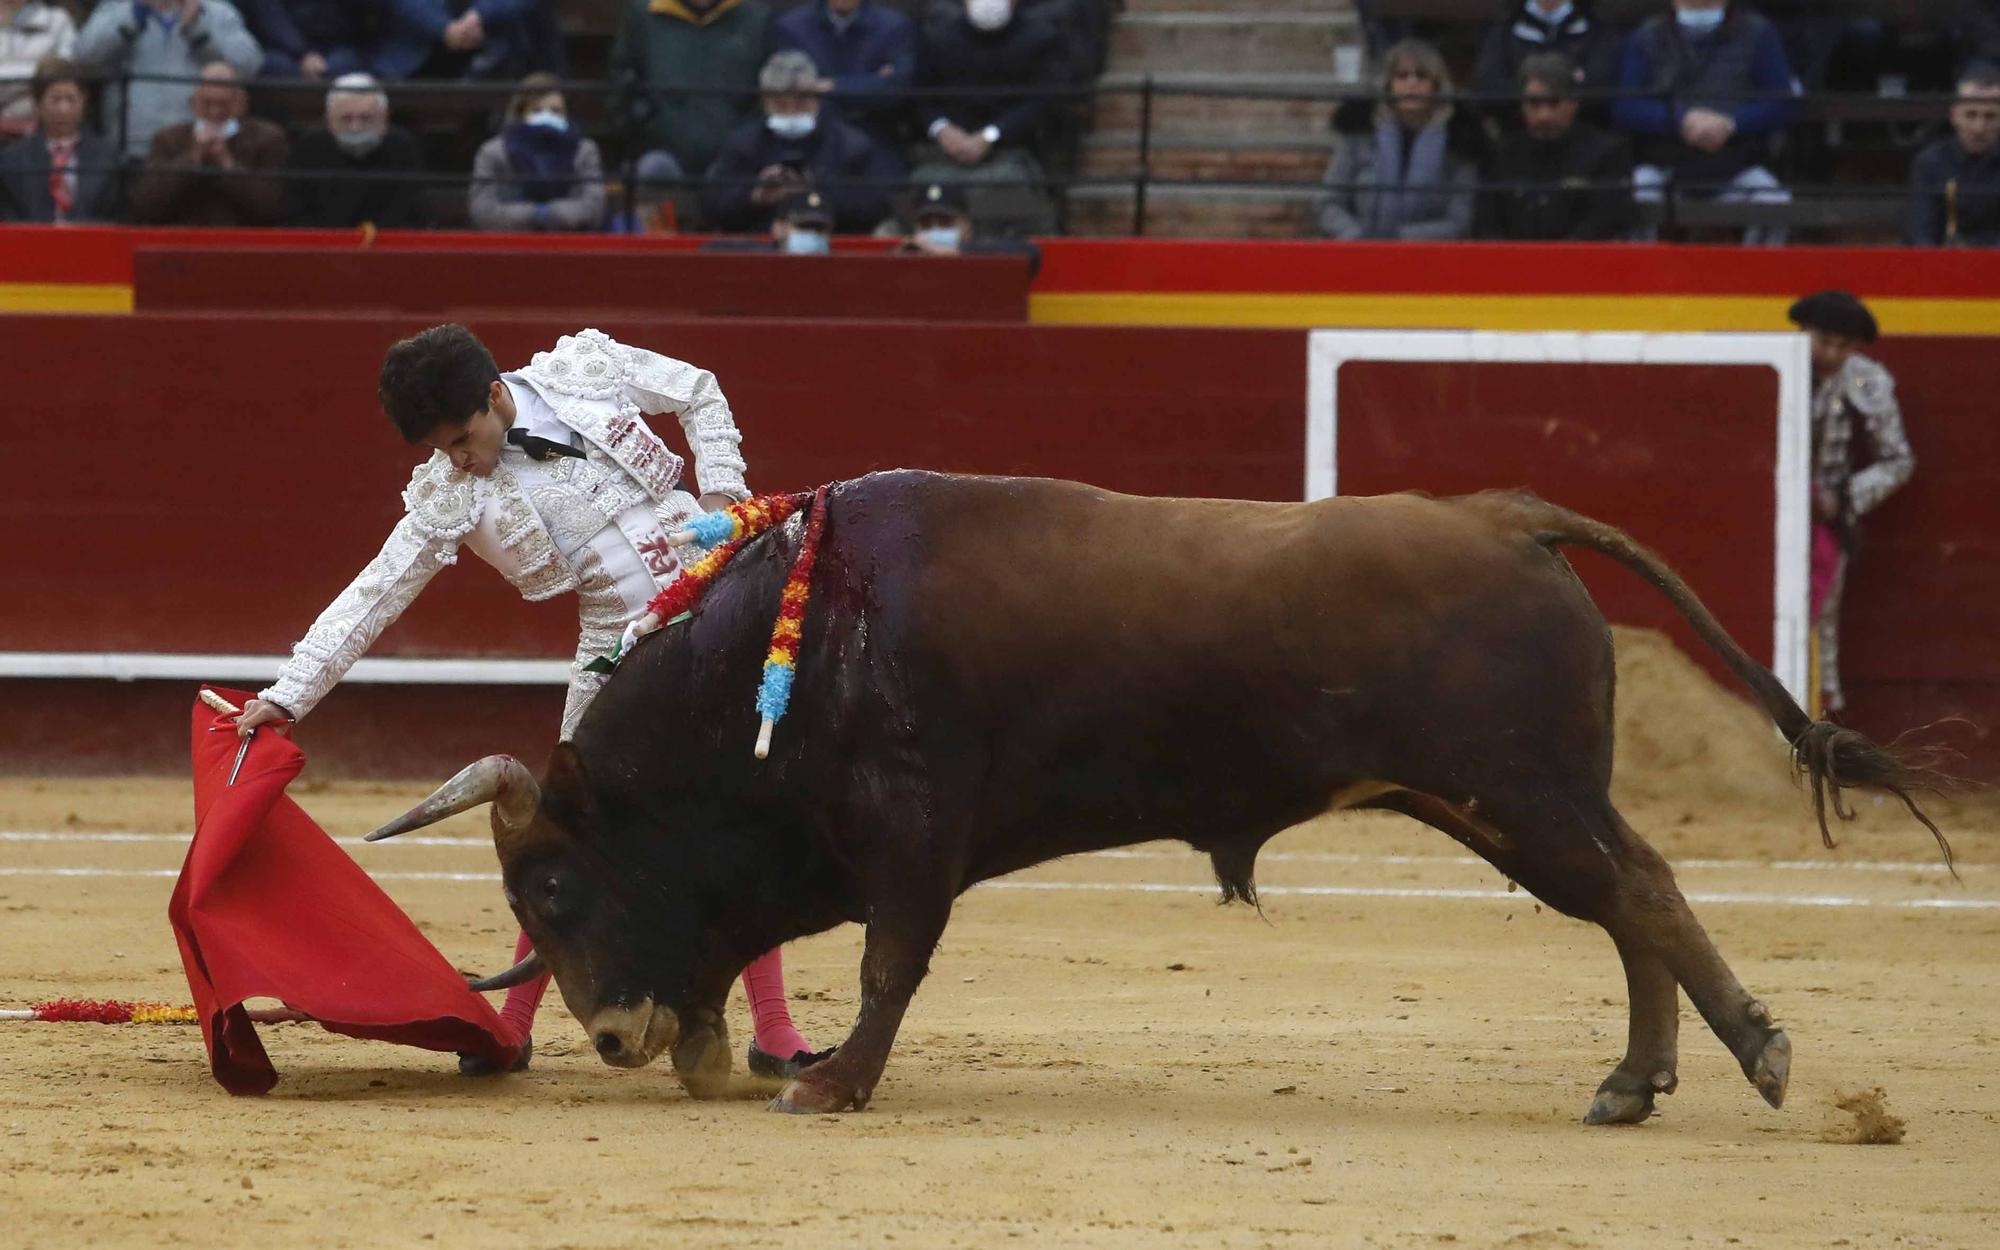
[262,330,750,738]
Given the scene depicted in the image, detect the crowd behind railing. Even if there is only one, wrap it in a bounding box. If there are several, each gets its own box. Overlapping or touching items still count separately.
[0,1,1996,248]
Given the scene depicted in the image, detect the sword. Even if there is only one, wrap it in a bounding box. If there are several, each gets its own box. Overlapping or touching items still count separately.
[198,689,258,786]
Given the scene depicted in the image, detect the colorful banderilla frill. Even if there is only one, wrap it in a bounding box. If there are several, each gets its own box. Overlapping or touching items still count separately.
[0,999,305,1024]
[622,487,833,758]
[752,485,831,758]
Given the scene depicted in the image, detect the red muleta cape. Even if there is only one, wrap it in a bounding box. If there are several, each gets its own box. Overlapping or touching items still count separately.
[170,688,521,1094]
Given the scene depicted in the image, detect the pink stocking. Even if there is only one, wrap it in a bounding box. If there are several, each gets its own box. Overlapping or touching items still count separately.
[740,947,811,1058]
[498,928,551,1044]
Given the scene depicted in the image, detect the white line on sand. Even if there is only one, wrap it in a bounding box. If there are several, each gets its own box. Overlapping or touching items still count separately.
[1,865,1992,910]
[0,831,1975,876]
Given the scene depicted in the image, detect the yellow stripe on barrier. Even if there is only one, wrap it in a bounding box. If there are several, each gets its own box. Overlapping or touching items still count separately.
[1029,292,2000,336]
[0,282,134,313]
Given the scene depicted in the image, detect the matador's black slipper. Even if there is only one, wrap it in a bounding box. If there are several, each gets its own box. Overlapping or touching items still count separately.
[459,1034,533,1076]
[747,1042,838,1080]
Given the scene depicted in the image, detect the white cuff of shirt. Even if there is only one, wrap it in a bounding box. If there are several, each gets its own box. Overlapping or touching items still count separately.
[927,117,950,140]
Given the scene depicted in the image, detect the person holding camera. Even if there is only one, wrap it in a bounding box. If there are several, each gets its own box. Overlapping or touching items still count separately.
[701,49,901,234]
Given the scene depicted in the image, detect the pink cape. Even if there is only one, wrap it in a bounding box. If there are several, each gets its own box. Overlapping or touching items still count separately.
[169,688,521,1094]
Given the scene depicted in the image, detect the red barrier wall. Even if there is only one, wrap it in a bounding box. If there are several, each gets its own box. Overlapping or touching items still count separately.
[5,310,1994,777]
[1837,339,2000,761]
[1336,361,1780,686]
[10,312,1306,663]
[133,248,1031,322]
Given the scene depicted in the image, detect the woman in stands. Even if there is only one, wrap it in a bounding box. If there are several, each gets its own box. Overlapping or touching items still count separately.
[468,72,606,232]
[1319,38,1484,241]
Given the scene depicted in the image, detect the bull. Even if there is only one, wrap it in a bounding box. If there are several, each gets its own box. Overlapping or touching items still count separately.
[369,471,1950,1124]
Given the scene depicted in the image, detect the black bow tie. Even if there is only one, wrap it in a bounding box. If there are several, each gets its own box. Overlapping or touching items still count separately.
[507,427,585,461]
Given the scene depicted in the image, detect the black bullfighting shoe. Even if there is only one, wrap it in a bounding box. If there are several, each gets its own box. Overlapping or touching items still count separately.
[747,1042,839,1080]
[458,1034,532,1076]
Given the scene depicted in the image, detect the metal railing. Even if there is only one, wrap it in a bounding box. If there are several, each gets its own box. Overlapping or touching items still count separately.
[17,68,1973,242]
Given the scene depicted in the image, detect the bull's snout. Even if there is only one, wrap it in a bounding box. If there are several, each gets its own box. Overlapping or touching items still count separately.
[584,1000,675,1069]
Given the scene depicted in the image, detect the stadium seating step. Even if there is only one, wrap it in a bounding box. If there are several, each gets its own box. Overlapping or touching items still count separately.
[1079,129,1333,181]
[1064,182,1319,239]
[1092,72,1350,134]
[1108,12,1359,76]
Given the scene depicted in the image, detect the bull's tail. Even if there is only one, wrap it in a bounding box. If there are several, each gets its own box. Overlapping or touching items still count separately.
[1482,491,1958,872]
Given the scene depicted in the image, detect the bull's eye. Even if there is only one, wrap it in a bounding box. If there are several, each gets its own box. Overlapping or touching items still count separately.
[542,875,562,907]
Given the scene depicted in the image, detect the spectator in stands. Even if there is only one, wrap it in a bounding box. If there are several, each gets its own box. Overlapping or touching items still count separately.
[75,0,262,159]
[1904,61,2000,247]
[773,0,913,150]
[703,186,836,253]
[1786,290,1914,714]
[1611,0,1798,246]
[1478,52,1633,241]
[703,49,901,234]
[0,1,76,139]
[375,0,552,81]
[242,0,380,82]
[908,0,1065,231]
[469,70,604,232]
[287,72,426,229]
[895,178,1041,273]
[130,61,287,225]
[0,55,120,222]
[1319,39,1480,242]
[900,179,972,254]
[618,0,774,202]
[1471,0,1625,128]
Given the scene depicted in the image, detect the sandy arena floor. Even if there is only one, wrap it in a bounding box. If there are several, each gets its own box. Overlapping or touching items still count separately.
[3,632,1998,1250]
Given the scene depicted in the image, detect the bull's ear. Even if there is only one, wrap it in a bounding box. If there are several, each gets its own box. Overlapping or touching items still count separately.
[542,742,598,831]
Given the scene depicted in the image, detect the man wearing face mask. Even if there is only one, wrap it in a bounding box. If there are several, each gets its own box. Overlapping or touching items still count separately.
[771,188,834,253]
[702,48,902,234]
[286,72,427,229]
[1611,0,1798,245]
[129,60,288,226]
[909,0,1064,229]
[896,179,1041,273]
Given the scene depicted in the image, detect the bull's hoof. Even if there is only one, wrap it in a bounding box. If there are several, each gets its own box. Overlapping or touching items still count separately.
[1584,1087,1653,1126]
[671,1026,733,1101]
[1583,1068,1672,1126]
[1749,1029,1791,1109]
[768,1071,865,1114]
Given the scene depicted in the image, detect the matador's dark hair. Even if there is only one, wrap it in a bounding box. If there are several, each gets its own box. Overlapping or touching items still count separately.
[378,323,501,443]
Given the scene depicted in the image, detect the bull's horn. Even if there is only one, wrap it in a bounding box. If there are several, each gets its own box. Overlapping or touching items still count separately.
[468,949,545,992]
[364,755,540,841]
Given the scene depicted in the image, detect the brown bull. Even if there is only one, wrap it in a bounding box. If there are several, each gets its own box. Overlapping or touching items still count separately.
[371,472,1950,1124]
